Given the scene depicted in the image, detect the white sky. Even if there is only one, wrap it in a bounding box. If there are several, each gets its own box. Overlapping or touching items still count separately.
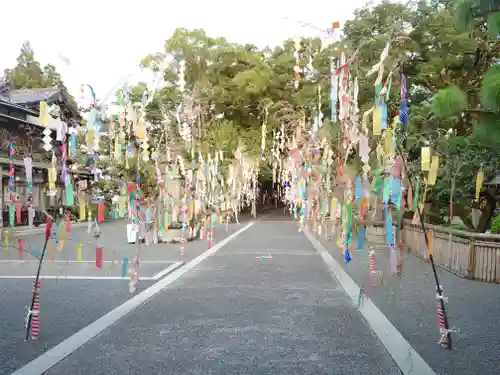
[1,0,369,108]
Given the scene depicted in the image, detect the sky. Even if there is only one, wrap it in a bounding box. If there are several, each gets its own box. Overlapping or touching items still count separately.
[1,0,369,108]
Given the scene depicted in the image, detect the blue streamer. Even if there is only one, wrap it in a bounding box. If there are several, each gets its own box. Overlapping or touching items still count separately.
[391,178,402,205]
[122,256,128,278]
[381,103,388,130]
[345,247,352,263]
[357,226,365,250]
[70,132,77,155]
[385,202,393,245]
[355,176,362,200]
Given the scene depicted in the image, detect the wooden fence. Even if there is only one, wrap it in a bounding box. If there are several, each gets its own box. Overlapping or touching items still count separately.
[364,220,500,283]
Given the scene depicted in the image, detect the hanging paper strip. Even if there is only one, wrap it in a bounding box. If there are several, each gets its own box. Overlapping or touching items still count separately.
[357,226,365,251]
[50,242,55,262]
[9,143,15,227]
[97,201,105,223]
[475,170,484,201]
[48,167,56,191]
[421,147,431,171]
[9,205,15,227]
[385,203,392,245]
[96,247,103,268]
[122,256,128,278]
[79,198,86,221]
[391,178,402,207]
[18,238,23,259]
[16,203,21,225]
[428,156,439,186]
[3,231,8,252]
[77,243,83,263]
[383,178,391,203]
[69,128,77,156]
[66,183,75,206]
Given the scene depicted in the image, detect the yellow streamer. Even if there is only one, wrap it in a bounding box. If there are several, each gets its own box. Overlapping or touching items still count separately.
[77,244,83,263]
[39,101,50,126]
[427,229,434,256]
[79,199,86,221]
[48,168,57,190]
[421,147,431,172]
[476,170,484,201]
[373,107,382,135]
[427,156,439,186]
[3,231,8,252]
[50,242,55,262]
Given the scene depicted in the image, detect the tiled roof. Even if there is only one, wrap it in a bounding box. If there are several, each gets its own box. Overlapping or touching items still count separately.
[486,175,500,186]
[6,87,60,105]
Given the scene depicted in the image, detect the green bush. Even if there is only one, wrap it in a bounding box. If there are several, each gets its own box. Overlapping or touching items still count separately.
[491,215,500,234]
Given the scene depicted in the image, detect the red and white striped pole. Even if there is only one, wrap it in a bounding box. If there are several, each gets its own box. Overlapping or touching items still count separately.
[31,280,40,340]
[369,249,376,287]
[437,293,449,347]
[180,237,185,257]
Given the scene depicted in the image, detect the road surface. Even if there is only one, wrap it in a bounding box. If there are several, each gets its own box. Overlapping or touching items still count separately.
[1,212,497,375]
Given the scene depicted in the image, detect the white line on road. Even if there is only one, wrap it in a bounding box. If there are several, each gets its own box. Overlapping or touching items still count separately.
[0,260,178,264]
[151,261,184,280]
[0,262,184,281]
[10,221,254,375]
[303,229,437,375]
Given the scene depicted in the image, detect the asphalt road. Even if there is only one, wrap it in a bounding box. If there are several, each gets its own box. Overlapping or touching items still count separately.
[10,216,404,375]
[0,219,245,375]
[310,220,500,375]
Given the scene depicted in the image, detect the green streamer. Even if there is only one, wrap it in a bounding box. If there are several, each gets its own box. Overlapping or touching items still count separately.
[413,180,420,209]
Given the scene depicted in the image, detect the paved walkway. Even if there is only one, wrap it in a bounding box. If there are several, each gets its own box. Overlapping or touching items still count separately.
[309,219,500,375]
[13,219,403,375]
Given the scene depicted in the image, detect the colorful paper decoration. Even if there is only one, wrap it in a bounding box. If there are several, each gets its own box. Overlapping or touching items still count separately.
[421,147,431,171]
[428,156,440,186]
[96,247,103,268]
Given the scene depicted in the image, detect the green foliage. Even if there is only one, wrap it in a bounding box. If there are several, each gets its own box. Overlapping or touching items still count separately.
[4,41,78,111]
[480,65,500,113]
[5,41,63,89]
[491,215,500,233]
[431,86,467,118]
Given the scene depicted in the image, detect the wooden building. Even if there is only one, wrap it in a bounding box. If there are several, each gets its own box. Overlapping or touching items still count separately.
[0,81,87,229]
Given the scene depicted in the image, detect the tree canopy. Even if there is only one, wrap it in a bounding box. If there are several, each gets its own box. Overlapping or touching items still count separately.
[127,0,500,228]
[4,0,500,229]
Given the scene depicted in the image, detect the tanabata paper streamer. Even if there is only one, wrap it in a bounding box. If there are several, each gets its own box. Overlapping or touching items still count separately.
[383,178,391,203]
[97,202,104,223]
[421,147,431,172]
[96,247,103,268]
[476,170,484,201]
[413,181,420,209]
[16,203,21,225]
[9,205,14,227]
[18,238,23,259]
[32,248,41,259]
[373,107,382,135]
[50,242,55,262]
[66,183,75,206]
[428,156,439,186]
[77,244,83,263]
[385,203,393,245]
[391,178,402,207]
[357,226,365,251]
[345,247,352,263]
[427,230,434,256]
[122,256,128,278]
[79,199,86,221]
[355,176,362,200]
